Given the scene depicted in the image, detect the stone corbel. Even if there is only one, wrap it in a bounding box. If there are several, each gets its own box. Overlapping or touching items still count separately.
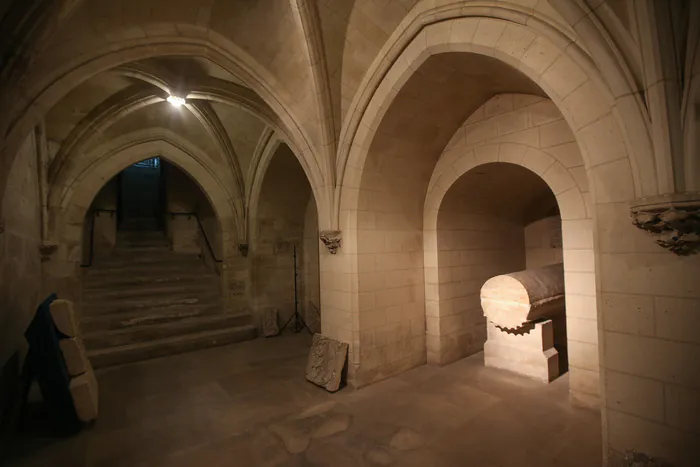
[39,242,59,262]
[238,243,249,257]
[319,230,341,254]
[631,193,700,255]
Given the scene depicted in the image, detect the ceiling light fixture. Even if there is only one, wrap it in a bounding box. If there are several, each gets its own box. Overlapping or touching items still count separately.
[167,95,186,107]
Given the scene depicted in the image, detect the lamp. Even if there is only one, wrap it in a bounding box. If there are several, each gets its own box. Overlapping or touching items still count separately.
[166,95,186,107]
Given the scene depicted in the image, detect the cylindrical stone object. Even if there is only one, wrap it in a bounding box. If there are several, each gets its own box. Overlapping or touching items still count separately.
[480,263,565,330]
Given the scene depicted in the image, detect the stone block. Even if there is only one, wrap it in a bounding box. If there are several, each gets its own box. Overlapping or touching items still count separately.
[664,384,700,434]
[486,320,554,351]
[69,362,98,423]
[484,336,560,383]
[59,337,88,376]
[305,333,348,392]
[601,293,655,335]
[605,370,665,423]
[262,309,279,337]
[50,299,78,337]
[654,297,700,344]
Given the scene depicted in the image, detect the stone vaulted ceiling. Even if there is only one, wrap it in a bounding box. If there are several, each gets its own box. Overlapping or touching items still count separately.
[2,0,693,233]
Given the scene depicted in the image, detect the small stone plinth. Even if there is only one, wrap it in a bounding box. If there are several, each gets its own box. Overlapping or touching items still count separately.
[262,309,279,337]
[305,333,348,392]
[484,320,560,383]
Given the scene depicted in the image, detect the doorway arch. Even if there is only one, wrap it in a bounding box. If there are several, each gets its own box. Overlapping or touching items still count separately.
[45,130,243,316]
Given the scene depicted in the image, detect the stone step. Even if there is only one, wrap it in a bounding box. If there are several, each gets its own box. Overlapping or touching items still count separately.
[83,280,218,302]
[95,251,200,265]
[80,303,222,333]
[83,291,221,315]
[83,271,214,291]
[119,219,160,231]
[83,313,253,349]
[87,325,258,369]
[111,244,171,253]
[117,231,166,242]
[84,262,208,278]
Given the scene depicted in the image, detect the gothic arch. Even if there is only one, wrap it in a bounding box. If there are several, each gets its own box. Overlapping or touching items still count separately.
[423,142,594,372]
[48,130,241,253]
[1,34,331,233]
[338,10,658,225]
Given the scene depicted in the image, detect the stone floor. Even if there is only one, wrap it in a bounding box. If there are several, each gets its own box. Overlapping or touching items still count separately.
[5,334,602,466]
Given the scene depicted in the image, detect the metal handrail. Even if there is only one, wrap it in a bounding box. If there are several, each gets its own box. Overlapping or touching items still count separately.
[80,209,117,268]
[167,212,222,263]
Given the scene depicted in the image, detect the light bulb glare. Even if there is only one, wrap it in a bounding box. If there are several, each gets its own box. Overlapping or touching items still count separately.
[167,95,186,107]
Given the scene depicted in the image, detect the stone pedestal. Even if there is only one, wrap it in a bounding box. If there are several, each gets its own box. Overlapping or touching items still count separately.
[484,320,560,383]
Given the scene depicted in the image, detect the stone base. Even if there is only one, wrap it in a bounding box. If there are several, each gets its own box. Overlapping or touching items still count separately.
[484,320,560,383]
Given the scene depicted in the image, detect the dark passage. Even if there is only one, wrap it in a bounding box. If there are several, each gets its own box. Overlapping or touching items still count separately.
[118,157,164,230]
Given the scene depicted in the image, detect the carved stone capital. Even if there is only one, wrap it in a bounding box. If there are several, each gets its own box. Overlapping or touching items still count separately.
[319,230,341,254]
[631,194,700,255]
[238,243,249,257]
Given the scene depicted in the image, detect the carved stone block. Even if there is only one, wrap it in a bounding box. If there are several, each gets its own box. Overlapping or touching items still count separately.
[484,320,560,383]
[319,230,341,254]
[39,242,58,262]
[305,333,348,392]
[631,194,700,255]
[59,337,88,377]
[262,309,279,337]
[69,361,99,423]
[624,450,663,467]
[238,243,249,257]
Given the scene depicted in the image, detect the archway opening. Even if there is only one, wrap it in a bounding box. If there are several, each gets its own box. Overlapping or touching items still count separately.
[352,53,545,385]
[252,143,320,334]
[436,162,567,378]
[78,157,255,369]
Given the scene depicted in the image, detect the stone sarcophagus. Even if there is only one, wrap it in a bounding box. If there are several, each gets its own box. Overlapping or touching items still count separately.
[480,263,566,383]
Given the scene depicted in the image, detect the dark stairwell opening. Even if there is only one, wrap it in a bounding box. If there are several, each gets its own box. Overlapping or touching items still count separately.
[117,157,164,232]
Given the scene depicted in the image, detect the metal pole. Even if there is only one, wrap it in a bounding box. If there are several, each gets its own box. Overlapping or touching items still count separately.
[280,243,311,334]
[293,245,299,331]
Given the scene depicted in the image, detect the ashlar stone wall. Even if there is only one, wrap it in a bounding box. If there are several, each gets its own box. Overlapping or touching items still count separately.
[84,177,118,263]
[525,216,563,269]
[434,171,528,365]
[302,196,321,333]
[164,161,222,261]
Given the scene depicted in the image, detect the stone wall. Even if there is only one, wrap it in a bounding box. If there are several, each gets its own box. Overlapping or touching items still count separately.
[252,144,316,329]
[0,131,42,428]
[525,216,563,269]
[302,196,321,333]
[164,163,211,256]
[86,177,118,261]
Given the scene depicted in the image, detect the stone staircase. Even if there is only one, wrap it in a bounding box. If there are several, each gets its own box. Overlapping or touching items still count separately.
[81,225,256,369]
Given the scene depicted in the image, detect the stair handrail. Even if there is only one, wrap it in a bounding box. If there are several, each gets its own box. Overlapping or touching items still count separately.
[80,209,117,268]
[167,212,223,263]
